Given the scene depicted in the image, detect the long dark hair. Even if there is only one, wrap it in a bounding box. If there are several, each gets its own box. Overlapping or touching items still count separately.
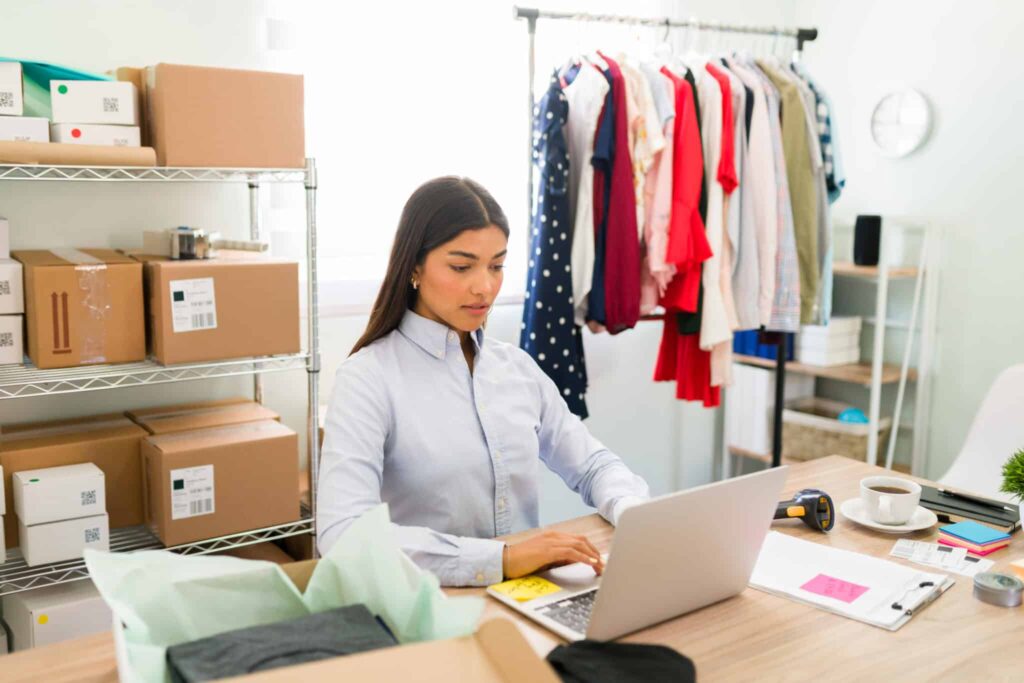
[350,177,510,356]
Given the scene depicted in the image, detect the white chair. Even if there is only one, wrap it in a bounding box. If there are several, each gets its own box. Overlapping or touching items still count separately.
[939,364,1024,502]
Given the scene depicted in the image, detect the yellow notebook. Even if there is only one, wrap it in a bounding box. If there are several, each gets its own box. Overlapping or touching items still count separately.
[489,576,562,602]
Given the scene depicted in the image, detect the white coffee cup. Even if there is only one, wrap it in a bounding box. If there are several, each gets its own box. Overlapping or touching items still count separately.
[860,476,921,525]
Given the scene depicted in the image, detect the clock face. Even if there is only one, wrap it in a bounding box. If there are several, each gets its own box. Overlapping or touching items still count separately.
[871,89,932,158]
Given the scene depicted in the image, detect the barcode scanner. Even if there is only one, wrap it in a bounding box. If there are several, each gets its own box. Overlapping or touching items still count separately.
[774,489,835,532]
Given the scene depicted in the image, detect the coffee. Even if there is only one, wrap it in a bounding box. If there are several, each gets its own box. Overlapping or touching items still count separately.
[868,485,911,495]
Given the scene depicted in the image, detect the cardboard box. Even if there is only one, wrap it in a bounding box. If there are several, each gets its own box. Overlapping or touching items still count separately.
[0,258,23,314]
[220,560,560,683]
[143,420,299,546]
[127,397,279,435]
[0,414,146,548]
[217,541,294,564]
[144,63,304,168]
[0,216,8,258]
[20,512,109,566]
[0,116,49,143]
[138,256,299,365]
[13,463,106,526]
[112,67,149,146]
[50,123,140,147]
[2,580,112,651]
[50,80,139,125]
[0,62,24,116]
[0,315,22,365]
[0,511,6,564]
[13,249,144,369]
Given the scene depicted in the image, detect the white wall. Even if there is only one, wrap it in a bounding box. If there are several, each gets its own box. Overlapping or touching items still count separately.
[794,0,1024,479]
[0,0,801,525]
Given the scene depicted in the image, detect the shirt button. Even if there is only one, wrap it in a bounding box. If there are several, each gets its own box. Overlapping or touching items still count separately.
[495,450,502,460]
[497,498,506,511]
[476,573,484,582]
[448,331,457,343]
[435,350,443,358]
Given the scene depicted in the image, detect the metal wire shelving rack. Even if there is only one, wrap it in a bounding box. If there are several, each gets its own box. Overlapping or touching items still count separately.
[0,159,321,597]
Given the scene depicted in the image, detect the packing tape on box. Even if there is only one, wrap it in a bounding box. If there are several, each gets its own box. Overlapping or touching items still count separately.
[50,249,109,364]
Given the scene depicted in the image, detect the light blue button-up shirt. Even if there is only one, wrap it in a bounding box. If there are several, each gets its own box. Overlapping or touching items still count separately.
[317,310,650,586]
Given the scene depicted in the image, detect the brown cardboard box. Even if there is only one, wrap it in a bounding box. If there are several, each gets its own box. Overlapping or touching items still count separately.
[143,420,300,546]
[217,541,294,565]
[13,249,144,369]
[137,256,300,365]
[0,414,147,548]
[111,67,149,146]
[126,397,279,435]
[230,560,560,683]
[144,63,304,168]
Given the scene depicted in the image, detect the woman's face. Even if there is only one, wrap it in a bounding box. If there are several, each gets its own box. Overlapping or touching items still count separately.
[412,225,508,333]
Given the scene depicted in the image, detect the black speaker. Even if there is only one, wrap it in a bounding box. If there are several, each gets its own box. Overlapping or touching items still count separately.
[854,215,882,266]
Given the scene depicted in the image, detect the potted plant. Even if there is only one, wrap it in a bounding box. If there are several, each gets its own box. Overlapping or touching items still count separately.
[1001,448,1024,520]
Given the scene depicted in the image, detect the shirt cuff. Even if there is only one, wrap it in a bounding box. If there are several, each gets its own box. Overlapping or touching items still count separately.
[610,496,649,526]
[455,537,505,587]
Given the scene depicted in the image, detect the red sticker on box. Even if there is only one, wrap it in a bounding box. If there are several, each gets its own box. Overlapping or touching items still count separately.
[800,574,869,603]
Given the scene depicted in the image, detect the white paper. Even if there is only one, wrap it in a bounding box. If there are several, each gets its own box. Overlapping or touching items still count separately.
[750,532,953,631]
[890,539,994,577]
[169,277,217,333]
[170,465,215,520]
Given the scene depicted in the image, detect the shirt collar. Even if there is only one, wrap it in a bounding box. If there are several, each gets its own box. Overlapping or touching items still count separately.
[398,309,484,360]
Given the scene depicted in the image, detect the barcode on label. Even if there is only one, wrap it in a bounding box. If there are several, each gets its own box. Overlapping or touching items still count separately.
[190,499,213,516]
[0,280,10,295]
[0,332,11,348]
[0,91,13,108]
[191,312,216,329]
[103,97,119,112]
[81,490,97,506]
[85,528,101,543]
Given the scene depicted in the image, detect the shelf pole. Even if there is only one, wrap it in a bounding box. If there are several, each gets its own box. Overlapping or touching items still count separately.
[773,336,786,468]
[248,180,265,405]
[304,158,321,559]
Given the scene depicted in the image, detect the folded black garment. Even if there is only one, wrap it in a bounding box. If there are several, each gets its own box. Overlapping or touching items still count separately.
[547,640,696,683]
[166,604,398,682]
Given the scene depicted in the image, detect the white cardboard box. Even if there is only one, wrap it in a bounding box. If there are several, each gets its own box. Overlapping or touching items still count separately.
[50,80,139,126]
[2,580,112,651]
[800,316,863,340]
[0,116,49,143]
[0,315,22,366]
[50,123,140,147]
[0,216,8,259]
[20,513,109,567]
[0,62,24,116]
[797,346,860,367]
[14,463,106,526]
[0,258,23,314]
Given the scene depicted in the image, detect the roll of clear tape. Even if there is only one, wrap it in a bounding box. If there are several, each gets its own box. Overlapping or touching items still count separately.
[973,572,1023,608]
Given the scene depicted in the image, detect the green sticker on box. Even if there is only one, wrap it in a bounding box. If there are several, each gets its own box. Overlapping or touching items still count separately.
[57,84,68,94]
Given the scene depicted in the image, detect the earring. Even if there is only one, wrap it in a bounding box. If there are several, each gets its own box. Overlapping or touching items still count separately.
[410,277,419,290]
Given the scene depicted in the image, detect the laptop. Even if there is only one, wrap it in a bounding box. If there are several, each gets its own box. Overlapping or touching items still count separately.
[487,466,788,641]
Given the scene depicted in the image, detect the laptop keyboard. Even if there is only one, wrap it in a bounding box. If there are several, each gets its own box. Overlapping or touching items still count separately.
[537,589,598,634]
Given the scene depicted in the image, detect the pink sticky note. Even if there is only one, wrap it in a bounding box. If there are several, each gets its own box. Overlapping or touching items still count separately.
[800,574,869,603]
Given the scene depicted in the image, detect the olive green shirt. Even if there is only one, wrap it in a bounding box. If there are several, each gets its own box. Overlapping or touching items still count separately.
[757,60,819,323]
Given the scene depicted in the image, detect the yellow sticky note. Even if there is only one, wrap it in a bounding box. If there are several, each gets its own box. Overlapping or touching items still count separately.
[489,576,562,602]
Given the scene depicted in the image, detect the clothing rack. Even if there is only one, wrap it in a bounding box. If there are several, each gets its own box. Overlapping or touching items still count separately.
[514,5,819,469]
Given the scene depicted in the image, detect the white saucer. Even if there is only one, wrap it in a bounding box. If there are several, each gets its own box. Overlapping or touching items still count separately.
[839,498,938,534]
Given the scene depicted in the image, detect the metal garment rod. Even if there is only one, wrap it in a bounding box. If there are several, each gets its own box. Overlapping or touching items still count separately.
[515,6,818,471]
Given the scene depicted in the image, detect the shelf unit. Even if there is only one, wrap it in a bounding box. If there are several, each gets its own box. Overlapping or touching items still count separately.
[0,160,321,598]
[725,224,939,478]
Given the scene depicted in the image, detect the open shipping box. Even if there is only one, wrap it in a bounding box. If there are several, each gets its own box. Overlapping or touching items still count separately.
[214,560,561,683]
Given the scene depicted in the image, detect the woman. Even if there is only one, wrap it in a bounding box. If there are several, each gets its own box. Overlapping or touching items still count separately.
[317,176,650,587]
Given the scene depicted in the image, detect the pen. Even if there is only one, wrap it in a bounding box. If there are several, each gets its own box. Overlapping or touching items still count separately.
[904,584,943,617]
[936,488,1015,513]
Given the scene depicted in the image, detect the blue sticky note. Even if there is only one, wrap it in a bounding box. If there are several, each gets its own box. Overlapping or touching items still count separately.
[940,520,1011,546]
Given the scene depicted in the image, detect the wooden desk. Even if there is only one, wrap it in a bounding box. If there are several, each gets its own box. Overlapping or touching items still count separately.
[1,456,1021,682]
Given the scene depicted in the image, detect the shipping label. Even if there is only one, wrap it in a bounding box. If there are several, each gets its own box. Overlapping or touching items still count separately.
[170,465,216,520]
[170,277,218,333]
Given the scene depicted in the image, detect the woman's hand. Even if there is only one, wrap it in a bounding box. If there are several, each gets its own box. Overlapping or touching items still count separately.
[503,531,604,579]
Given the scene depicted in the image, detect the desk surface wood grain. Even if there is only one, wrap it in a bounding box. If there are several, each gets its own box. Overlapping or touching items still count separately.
[1,456,1020,683]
